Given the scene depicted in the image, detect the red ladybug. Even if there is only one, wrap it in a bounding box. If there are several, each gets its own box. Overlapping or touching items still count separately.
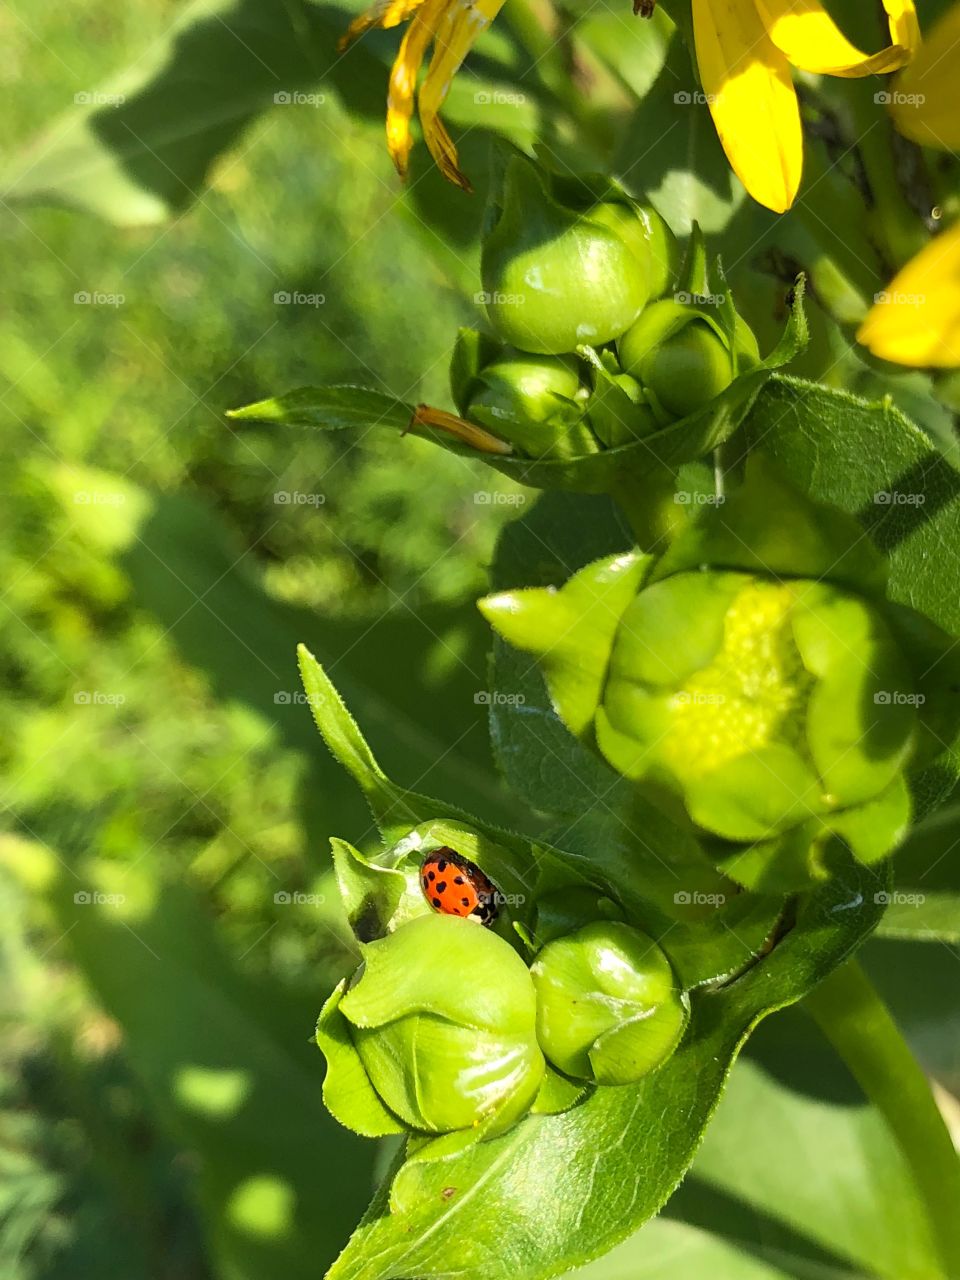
[420,848,499,925]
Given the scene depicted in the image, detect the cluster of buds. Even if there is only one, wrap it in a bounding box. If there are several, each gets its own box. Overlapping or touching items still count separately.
[316,824,688,1141]
[438,154,763,461]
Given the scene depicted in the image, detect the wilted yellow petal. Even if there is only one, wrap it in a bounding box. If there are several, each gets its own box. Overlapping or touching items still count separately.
[419,0,506,191]
[756,0,914,76]
[882,0,920,56]
[338,0,426,52]
[692,0,802,213]
[858,222,960,367]
[385,0,448,179]
[891,3,960,148]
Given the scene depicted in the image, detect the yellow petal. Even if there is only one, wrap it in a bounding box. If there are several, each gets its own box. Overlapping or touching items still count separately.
[418,0,506,191]
[692,0,802,214]
[385,0,448,179]
[857,222,960,367]
[338,0,427,52]
[882,0,920,57]
[755,0,915,76]
[891,3,960,149]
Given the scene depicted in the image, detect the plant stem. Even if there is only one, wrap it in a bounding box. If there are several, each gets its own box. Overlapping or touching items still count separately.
[804,958,960,1279]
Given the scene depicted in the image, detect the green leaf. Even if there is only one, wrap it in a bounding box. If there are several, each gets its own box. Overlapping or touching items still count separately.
[325,860,887,1280]
[227,386,412,434]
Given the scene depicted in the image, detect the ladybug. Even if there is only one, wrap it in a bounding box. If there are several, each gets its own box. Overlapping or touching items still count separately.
[420,848,499,926]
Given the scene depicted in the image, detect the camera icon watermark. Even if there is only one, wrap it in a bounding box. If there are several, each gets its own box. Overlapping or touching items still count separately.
[673,90,717,106]
[873,890,925,906]
[873,690,925,707]
[273,290,325,307]
[674,889,726,906]
[274,490,326,506]
[274,890,326,905]
[874,90,925,106]
[674,490,725,506]
[74,690,126,706]
[873,290,925,308]
[74,90,126,107]
[474,289,525,306]
[473,89,526,106]
[674,290,726,307]
[273,90,326,107]
[474,690,526,706]
[74,890,126,906]
[74,290,125,307]
[74,489,126,506]
[473,491,527,506]
[873,490,925,506]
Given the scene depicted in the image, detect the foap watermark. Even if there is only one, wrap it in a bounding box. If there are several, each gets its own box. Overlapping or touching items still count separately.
[674,289,727,307]
[474,491,527,506]
[74,691,126,706]
[74,890,126,906]
[474,289,525,306]
[75,90,126,107]
[674,890,726,906]
[874,90,925,107]
[273,90,326,107]
[74,489,126,506]
[874,690,925,707]
[873,290,925,308]
[273,290,325,307]
[474,90,526,106]
[274,490,326,506]
[74,290,125,307]
[874,490,925,506]
[874,890,926,906]
[674,490,725,506]
[474,691,526,707]
[274,890,326,906]
[673,90,718,106]
[674,690,725,707]
[274,691,322,706]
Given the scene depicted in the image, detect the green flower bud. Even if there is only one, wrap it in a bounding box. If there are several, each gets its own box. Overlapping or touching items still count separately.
[481,155,654,354]
[618,300,736,420]
[480,460,960,886]
[531,922,687,1084]
[318,913,544,1136]
[465,349,600,461]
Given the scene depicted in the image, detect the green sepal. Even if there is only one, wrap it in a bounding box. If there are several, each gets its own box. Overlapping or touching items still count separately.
[316,981,406,1139]
[330,837,412,945]
[340,914,536,1034]
[450,327,503,416]
[531,1066,590,1115]
[652,453,889,597]
[479,551,652,739]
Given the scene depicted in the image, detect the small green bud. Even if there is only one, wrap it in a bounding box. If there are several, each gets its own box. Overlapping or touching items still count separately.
[481,155,653,354]
[323,914,544,1136]
[531,922,687,1084]
[618,300,735,420]
[465,350,600,460]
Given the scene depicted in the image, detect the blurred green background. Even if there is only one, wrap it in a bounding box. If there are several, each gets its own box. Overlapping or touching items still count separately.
[2,1,958,1278]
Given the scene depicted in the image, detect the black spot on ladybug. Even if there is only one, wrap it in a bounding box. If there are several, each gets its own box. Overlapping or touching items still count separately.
[427,870,435,881]
[432,897,441,908]
[461,897,469,906]
[454,875,464,884]
[436,880,447,893]
[437,859,447,872]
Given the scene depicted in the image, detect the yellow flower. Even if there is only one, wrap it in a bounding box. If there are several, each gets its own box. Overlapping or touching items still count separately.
[339,0,506,192]
[692,0,919,214]
[857,3,960,366]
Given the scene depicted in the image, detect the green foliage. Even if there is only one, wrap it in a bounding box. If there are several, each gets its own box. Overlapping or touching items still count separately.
[5,1,960,1279]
